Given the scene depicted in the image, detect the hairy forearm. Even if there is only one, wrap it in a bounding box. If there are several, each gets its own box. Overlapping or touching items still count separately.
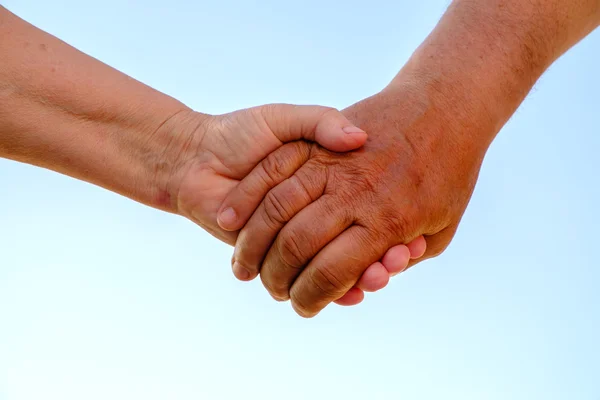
[387,0,599,154]
[0,7,192,209]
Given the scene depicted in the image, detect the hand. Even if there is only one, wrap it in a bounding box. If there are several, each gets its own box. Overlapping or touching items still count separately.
[158,104,367,244]
[156,104,426,300]
[219,83,489,317]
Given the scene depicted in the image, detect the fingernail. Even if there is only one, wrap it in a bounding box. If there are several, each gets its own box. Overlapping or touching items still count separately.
[218,207,237,228]
[342,125,366,135]
[233,261,250,281]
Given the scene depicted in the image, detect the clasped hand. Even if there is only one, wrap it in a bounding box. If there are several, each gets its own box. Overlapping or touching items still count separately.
[161,82,483,317]
[215,85,484,317]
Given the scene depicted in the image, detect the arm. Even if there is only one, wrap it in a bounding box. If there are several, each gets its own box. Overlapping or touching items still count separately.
[0,7,190,211]
[0,6,365,232]
[220,0,600,317]
[0,6,428,303]
[386,0,600,157]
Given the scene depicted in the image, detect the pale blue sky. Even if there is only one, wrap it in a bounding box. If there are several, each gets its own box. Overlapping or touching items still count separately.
[1,1,599,399]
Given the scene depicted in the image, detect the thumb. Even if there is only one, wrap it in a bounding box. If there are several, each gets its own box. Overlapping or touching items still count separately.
[258,104,367,152]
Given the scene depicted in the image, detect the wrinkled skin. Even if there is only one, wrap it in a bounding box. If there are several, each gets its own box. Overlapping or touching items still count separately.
[227,83,489,317]
[164,105,367,245]
[158,104,424,304]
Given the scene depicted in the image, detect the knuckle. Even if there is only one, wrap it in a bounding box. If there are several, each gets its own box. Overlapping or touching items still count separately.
[260,152,288,185]
[428,226,458,259]
[270,291,290,302]
[260,273,290,302]
[290,295,318,319]
[382,210,413,240]
[308,265,348,299]
[257,103,278,122]
[430,240,450,258]
[293,161,329,198]
[319,106,339,120]
[288,174,313,202]
[257,142,312,190]
[331,163,380,199]
[236,177,261,199]
[263,190,291,227]
[353,227,378,251]
[290,288,320,318]
[233,257,255,274]
[277,230,309,269]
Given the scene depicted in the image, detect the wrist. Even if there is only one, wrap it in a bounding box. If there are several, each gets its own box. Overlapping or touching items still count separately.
[5,87,201,214]
[380,69,497,167]
[50,99,200,214]
[142,108,212,214]
[0,9,210,214]
[384,0,566,157]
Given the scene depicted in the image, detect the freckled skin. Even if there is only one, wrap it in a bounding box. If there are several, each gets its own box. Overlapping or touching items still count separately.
[155,189,172,210]
[1,1,599,317]
[232,89,481,315]
[227,0,600,317]
[0,7,420,306]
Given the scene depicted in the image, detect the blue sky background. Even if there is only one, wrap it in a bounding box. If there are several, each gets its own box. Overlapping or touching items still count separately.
[1,1,598,399]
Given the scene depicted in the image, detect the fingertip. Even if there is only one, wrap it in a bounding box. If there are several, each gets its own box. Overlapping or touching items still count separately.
[337,125,368,151]
[217,207,240,231]
[334,287,365,306]
[407,235,427,259]
[232,261,256,282]
[315,111,367,152]
[381,245,411,275]
[341,128,368,150]
[292,302,320,318]
[316,131,367,153]
[356,262,390,292]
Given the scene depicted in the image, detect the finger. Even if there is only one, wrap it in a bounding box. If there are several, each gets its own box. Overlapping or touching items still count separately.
[407,235,427,259]
[355,262,390,292]
[381,244,412,276]
[348,235,427,294]
[217,141,311,231]
[333,287,365,307]
[379,237,426,277]
[231,162,328,282]
[290,225,389,318]
[258,104,368,152]
[407,225,457,270]
[259,197,351,301]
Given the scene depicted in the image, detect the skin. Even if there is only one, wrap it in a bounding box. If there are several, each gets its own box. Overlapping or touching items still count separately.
[0,6,424,301]
[220,0,600,317]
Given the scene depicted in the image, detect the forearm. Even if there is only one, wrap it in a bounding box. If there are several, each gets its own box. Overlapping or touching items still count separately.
[0,7,193,210]
[386,0,599,154]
